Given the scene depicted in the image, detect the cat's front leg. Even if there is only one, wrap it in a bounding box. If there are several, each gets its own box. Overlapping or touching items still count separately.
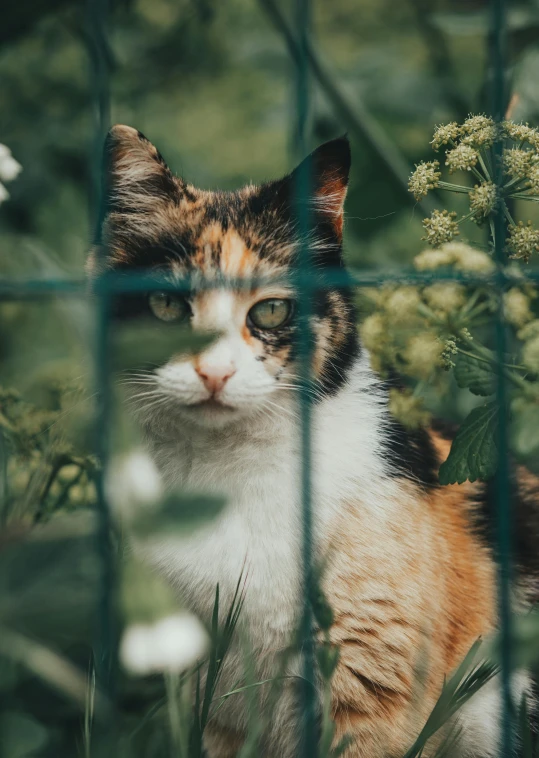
[329,634,427,758]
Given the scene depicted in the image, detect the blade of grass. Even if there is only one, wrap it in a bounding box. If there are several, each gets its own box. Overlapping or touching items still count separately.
[402,640,498,758]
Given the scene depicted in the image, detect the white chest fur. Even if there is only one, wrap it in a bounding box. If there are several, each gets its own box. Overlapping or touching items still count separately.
[140,356,392,646]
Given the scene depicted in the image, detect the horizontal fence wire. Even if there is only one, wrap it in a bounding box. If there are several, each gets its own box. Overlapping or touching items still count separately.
[0,269,539,300]
[2,267,539,299]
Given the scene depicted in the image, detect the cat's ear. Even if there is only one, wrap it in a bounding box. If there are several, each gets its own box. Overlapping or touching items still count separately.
[282,136,351,238]
[102,124,181,216]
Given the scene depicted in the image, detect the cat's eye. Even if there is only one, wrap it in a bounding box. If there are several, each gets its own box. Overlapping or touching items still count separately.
[248,298,293,330]
[148,292,190,323]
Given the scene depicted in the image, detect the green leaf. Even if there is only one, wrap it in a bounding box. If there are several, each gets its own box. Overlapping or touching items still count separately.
[438,401,499,484]
[453,351,496,396]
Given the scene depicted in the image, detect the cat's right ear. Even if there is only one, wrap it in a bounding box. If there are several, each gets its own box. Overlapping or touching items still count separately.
[88,126,183,271]
[101,125,181,218]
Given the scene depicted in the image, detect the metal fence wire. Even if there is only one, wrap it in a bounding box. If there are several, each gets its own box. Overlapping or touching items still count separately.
[4,0,539,755]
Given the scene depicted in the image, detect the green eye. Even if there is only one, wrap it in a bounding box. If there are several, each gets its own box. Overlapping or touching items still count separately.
[248,298,293,330]
[148,292,190,323]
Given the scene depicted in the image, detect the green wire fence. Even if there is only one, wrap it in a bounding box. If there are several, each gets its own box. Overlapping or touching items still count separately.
[0,0,526,755]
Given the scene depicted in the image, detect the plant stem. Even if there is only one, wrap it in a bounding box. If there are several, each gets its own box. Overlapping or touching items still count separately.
[501,200,516,227]
[470,164,486,183]
[456,348,527,374]
[458,335,530,391]
[438,181,471,193]
[503,176,528,193]
[508,193,539,203]
[457,210,477,226]
[477,152,491,181]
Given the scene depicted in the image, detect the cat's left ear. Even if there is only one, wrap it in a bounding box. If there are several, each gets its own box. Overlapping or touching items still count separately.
[286,136,351,238]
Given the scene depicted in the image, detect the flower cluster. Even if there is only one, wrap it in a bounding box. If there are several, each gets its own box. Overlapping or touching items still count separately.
[359,243,490,386]
[469,182,497,219]
[507,221,539,263]
[410,116,539,260]
[408,160,441,201]
[446,144,478,173]
[422,210,459,247]
[414,241,494,273]
[520,320,539,374]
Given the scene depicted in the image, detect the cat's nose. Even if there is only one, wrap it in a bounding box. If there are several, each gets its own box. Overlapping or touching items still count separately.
[195,361,236,395]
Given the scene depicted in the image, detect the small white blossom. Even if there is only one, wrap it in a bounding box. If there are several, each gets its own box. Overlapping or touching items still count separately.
[408,161,441,201]
[526,163,539,195]
[403,334,444,379]
[414,242,494,274]
[431,122,460,150]
[504,148,533,180]
[0,144,21,206]
[469,182,497,219]
[462,114,494,134]
[384,287,422,323]
[120,612,209,675]
[423,283,466,314]
[448,243,494,273]
[422,210,459,247]
[446,144,479,174]
[461,116,496,148]
[0,145,22,183]
[518,319,539,342]
[503,288,533,327]
[507,221,539,263]
[503,121,539,147]
[106,450,164,521]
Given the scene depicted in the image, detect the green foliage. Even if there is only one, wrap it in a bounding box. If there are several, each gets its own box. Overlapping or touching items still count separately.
[453,349,497,396]
[438,401,498,484]
[2,0,539,754]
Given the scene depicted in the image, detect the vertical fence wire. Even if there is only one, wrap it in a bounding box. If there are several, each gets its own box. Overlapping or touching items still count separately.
[85,0,116,702]
[490,0,513,754]
[293,0,318,756]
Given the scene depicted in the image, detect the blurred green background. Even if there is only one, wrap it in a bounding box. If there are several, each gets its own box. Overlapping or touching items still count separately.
[3,0,539,384]
[2,1,539,755]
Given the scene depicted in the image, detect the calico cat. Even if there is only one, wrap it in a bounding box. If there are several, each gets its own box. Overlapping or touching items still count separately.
[89,125,538,757]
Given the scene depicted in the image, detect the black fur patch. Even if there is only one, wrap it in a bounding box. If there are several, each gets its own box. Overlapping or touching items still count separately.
[472,473,539,589]
[384,419,440,490]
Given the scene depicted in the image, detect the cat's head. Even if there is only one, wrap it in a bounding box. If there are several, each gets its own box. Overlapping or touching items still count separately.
[89,125,359,429]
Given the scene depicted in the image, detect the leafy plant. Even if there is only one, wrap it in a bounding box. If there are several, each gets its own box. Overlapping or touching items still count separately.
[361,115,539,484]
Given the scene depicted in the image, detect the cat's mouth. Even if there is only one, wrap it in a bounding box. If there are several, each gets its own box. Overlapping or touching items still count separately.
[190,397,236,412]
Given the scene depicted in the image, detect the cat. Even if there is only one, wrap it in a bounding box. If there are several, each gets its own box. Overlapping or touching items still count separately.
[88,124,539,757]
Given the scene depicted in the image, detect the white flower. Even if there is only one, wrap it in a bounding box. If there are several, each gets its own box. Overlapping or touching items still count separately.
[106,450,164,520]
[0,144,22,183]
[120,612,209,675]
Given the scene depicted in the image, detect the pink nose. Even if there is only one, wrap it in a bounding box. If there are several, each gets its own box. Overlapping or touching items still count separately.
[195,363,236,395]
